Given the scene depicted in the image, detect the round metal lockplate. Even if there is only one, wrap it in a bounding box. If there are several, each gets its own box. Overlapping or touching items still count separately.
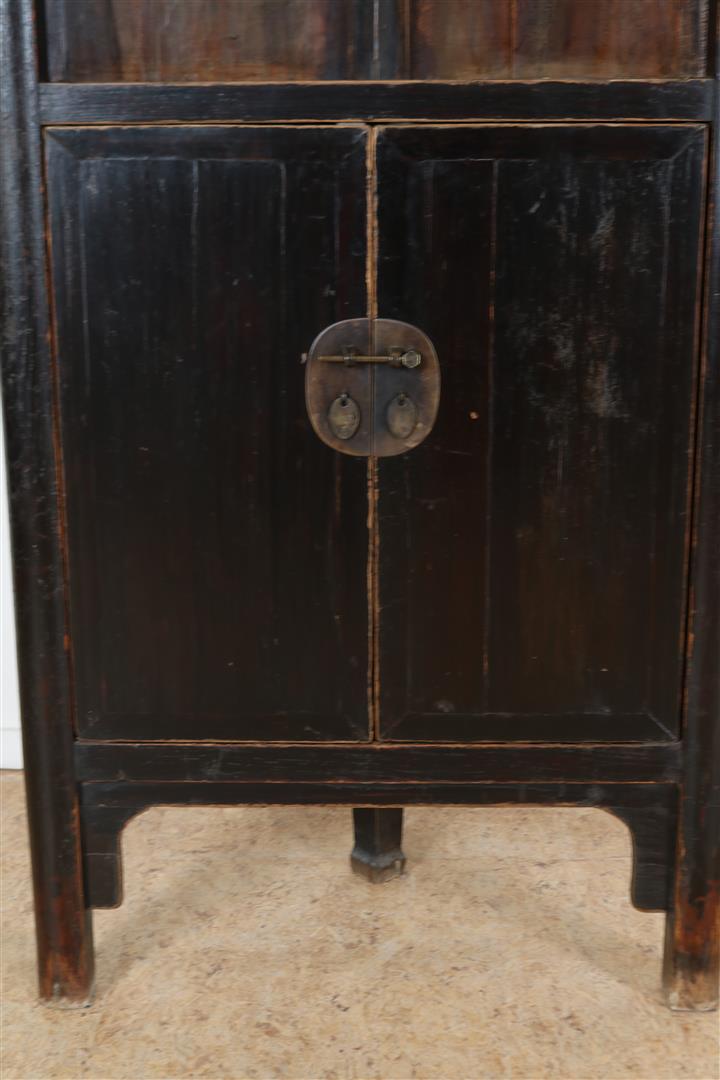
[304,318,440,457]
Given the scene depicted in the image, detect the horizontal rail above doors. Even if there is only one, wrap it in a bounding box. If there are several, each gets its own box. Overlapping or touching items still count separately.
[75,741,682,785]
[39,80,714,125]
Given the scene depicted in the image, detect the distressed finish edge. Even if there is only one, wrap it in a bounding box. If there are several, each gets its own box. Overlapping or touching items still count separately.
[0,0,93,1004]
[663,67,720,1012]
[74,741,682,784]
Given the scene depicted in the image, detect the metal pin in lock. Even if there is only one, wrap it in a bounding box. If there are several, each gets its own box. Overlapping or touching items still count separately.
[318,347,422,369]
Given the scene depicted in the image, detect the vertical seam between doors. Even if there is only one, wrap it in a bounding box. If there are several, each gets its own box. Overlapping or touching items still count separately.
[366,126,380,740]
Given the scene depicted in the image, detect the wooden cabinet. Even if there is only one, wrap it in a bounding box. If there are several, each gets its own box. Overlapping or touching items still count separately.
[2,0,718,1011]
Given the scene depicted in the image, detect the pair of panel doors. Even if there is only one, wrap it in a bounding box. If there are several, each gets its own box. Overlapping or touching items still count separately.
[45,121,706,747]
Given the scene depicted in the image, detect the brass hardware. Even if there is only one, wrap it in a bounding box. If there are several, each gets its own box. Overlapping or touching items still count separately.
[318,349,422,369]
[386,393,418,439]
[328,393,361,440]
[305,318,440,458]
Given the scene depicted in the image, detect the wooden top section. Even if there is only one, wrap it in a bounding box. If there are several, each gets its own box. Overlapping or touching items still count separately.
[43,0,709,83]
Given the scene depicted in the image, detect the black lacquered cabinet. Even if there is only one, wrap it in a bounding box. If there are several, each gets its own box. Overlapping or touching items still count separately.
[1,0,718,1010]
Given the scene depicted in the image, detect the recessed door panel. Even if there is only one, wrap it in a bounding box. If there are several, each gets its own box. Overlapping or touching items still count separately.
[46,125,370,741]
[376,124,706,742]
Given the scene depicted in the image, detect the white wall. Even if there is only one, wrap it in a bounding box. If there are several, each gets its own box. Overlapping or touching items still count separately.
[1,409,23,768]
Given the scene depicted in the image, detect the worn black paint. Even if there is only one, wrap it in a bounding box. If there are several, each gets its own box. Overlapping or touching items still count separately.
[663,45,720,1010]
[46,125,370,742]
[376,124,706,744]
[38,81,714,126]
[78,781,676,912]
[0,0,94,1003]
[74,741,682,784]
[2,0,718,1011]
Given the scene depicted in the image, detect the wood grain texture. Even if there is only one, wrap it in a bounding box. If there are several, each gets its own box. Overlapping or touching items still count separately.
[408,0,514,79]
[408,0,709,79]
[376,124,706,743]
[0,0,94,1004]
[42,0,709,82]
[43,0,372,82]
[45,125,370,743]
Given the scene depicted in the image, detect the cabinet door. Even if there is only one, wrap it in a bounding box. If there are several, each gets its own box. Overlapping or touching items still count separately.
[46,125,369,742]
[376,124,706,742]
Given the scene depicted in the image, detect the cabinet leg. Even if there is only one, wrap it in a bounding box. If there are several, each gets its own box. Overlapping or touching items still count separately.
[25,769,95,1006]
[350,808,406,883]
[2,0,95,1008]
[662,808,719,1011]
[661,71,720,1012]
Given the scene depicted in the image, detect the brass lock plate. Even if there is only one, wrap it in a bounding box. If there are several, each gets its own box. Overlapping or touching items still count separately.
[304,318,440,457]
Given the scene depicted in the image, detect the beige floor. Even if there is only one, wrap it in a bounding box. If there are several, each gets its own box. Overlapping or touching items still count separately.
[1,771,718,1080]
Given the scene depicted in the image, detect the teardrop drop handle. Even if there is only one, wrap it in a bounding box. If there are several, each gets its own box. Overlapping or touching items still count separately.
[328,393,361,441]
[386,393,419,440]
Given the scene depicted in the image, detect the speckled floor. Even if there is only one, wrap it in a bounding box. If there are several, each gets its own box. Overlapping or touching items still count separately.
[1,771,717,1080]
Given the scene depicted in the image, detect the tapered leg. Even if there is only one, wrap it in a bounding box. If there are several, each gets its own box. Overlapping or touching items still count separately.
[350,808,406,882]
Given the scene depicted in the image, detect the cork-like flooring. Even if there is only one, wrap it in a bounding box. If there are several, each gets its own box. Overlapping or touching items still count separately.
[1,771,717,1079]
